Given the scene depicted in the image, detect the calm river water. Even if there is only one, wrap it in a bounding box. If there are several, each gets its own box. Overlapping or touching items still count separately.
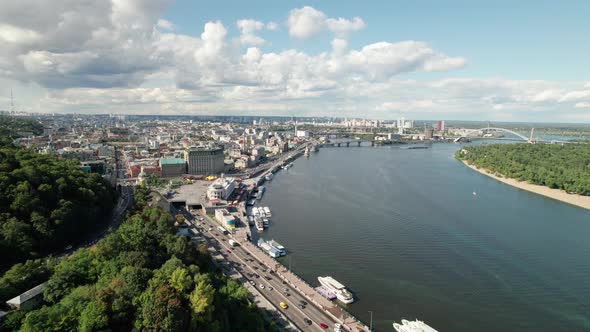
[258,142,590,332]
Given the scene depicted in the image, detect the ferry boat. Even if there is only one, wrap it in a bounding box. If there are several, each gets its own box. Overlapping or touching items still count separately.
[268,239,286,256]
[393,319,438,332]
[265,173,274,181]
[263,206,271,217]
[317,276,354,304]
[257,239,280,258]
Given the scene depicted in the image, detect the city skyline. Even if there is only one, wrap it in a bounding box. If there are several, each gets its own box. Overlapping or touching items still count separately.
[1,1,590,122]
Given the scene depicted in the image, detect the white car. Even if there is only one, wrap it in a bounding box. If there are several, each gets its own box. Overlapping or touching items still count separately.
[335,323,342,329]
[259,284,265,289]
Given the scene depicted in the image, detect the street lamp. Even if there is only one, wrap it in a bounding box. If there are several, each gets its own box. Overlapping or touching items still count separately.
[368,311,373,331]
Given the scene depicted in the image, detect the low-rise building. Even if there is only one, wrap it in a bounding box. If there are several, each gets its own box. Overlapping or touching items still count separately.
[6,283,47,311]
[206,177,236,200]
[215,208,236,229]
[160,158,186,178]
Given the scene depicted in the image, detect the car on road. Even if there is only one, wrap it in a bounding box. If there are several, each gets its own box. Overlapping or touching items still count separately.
[304,318,312,325]
[297,304,305,309]
[259,284,265,289]
[299,300,308,306]
[320,323,329,329]
[283,288,289,292]
[268,286,273,291]
[279,302,288,309]
[65,245,73,251]
[249,281,255,286]
[335,323,342,329]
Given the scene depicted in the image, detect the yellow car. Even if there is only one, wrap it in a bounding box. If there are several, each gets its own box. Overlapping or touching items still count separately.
[279,302,288,309]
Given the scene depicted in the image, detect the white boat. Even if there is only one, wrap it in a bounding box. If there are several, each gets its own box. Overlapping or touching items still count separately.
[255,218,264,231]
[268,239,286,256]
[262,217,270,228]
[258,239,280,257]
[263,206,271,217]
[265,173,274,181]
[393,319,438,332]
[317,276,354,304]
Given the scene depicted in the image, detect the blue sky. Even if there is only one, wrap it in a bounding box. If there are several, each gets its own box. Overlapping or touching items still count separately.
[1,0,590,122]
[163,0,590,81]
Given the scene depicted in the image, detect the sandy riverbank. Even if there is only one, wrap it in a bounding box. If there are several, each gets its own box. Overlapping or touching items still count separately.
[462,161,590,210]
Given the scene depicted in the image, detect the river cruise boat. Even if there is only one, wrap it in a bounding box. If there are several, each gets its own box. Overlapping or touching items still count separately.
[393,319,438,332]
[268,239,286,256]
[257,239,280,258]
[317,276,354,304]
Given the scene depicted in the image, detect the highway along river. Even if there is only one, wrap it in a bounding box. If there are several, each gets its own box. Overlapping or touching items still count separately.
[257,142,590,332]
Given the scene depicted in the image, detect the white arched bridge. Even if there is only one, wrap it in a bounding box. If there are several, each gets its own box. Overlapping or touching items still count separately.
[456,127,532,142]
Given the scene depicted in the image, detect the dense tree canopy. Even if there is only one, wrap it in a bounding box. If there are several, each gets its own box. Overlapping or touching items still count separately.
[1,206,273,331]
[0,146,115,270]
[0,116,42,141]
[457,143,590,195]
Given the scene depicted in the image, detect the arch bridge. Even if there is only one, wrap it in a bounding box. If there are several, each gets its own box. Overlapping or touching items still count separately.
[461,127,531,142]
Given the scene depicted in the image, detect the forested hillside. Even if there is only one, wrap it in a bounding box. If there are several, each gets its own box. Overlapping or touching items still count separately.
[457,143,590,195]
[0,206,274,332]
[0,116,42,144]
[0,140,115,271]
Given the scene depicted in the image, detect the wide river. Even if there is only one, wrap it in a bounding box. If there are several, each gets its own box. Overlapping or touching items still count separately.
[257,142,590,332]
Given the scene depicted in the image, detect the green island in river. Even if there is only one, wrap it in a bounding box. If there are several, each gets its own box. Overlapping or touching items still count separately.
[456,143,590,210]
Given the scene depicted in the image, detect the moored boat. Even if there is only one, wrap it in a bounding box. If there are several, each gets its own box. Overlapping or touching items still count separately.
[317,276,354,304]
[393,319,438,332]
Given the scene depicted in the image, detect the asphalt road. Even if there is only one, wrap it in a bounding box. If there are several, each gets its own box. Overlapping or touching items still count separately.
[191,211,343,332]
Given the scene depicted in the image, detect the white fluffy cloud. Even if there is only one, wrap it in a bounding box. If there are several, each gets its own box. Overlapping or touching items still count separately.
[236,19,265,45]
[286,6,365,39]
[156,19,175,31]
[1,1,589,121]
[0,0,171,88]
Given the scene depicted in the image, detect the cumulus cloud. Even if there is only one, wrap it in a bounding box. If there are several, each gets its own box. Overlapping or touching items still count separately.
[2,1,588,121]
[156,19,175,30]
[286,6,327,39]
[236,19,265,45]
[326,17,365,36]
[286,6,365,39]
[0,0,172,88]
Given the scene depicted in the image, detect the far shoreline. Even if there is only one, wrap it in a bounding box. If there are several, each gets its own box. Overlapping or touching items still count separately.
[462,161,590,211]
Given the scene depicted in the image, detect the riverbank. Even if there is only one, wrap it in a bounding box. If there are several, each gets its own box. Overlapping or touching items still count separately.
[462,161,590,210]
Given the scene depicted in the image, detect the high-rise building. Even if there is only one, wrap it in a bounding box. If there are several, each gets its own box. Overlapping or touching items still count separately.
[435,120,445,131]
[185,146,224,175]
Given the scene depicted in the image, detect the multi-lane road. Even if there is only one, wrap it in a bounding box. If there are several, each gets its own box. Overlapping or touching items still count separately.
[186,210,349,332]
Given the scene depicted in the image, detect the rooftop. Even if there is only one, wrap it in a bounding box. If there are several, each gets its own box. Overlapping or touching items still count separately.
[160,157,186,166]
[6,282,47,306]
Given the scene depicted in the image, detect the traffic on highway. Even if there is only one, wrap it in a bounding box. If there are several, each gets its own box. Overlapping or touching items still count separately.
[186,209,347,332]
